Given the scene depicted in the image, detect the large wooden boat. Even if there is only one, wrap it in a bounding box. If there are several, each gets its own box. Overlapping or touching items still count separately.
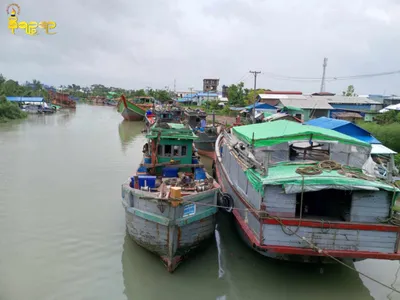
[183,109,219,159]
[48,90,76,109]
[121,122,220,272]
[118,96,158,121]
[214,120,400,263]
[118,95,146,121]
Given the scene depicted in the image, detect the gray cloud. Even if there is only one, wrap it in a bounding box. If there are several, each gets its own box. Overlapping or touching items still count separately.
[2,0,400,94]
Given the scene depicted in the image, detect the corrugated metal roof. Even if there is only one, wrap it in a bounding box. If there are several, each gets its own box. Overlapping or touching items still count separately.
[258,94,306,100]
[277,98,333,109]
[245,103,276,110]
[309,95,381,104]
[6,96,44,102]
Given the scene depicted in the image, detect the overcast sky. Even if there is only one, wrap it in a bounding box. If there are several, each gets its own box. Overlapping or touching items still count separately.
[2,0,400,94]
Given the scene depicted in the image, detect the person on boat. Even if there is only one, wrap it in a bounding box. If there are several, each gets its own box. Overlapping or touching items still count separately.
[200,118,206,129]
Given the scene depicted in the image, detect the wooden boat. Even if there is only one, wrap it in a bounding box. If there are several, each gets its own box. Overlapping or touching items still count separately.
[118,95,147,121]
[106,99,118,106]
[145,105,184,128]
[121,122,220,272]
[214,120,400,263]
[183,109,219,159]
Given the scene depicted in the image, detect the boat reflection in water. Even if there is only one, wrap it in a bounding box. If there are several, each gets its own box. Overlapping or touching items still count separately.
[120,213,374,300]
[118,120,144,153]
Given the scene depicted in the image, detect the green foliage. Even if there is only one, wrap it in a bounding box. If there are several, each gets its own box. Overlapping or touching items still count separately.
[342,85,357,97]
[395,154,400,169]
[228,82,245,106]
[358,121,400,153]
[245,88,264,105]
[0,101,27,122]
[374,110,400,125]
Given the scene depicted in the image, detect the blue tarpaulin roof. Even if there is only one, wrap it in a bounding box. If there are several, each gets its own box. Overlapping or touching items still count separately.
[6,96,44,102]
[245,102,276,110]
[305,117,381,144]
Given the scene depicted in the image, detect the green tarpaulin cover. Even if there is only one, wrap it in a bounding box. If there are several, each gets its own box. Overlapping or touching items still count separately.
[232,120,370,148]
[245,164,399,194]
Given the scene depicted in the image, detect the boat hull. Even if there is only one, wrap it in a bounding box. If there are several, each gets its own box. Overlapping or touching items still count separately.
[118,100,145,121]
[121,108,144,121]
[194,131,217,159]
[214,134,400,263]
[121,181,218,272]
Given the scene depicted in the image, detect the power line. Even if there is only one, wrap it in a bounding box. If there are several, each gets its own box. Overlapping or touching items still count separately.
[261,69,400,82]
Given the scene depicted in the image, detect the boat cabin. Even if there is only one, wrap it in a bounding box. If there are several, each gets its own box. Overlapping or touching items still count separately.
[184,109,207,129]
[133,96,156,105]
[221,120,399,224]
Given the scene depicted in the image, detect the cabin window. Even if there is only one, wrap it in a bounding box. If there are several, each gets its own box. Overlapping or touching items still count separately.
[158,145,188,157]
[164,145,172,156]
[173,146,180,156]
[295,189,352,221]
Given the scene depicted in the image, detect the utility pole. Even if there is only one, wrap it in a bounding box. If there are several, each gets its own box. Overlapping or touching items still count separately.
[249,70,261,124]
[174,79,176,94]
[320,57,328,93]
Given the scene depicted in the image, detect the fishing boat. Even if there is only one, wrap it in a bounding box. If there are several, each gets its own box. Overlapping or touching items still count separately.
[118,95,158,121]
[121,122,220,272]
[106,99,118,106]
[118,95,147,121]
[214,120,400,263]
[183,108,220,159]
[145,105,184,128]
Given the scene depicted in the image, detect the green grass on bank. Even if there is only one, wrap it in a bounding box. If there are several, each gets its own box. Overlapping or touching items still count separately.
[0,101,28,123]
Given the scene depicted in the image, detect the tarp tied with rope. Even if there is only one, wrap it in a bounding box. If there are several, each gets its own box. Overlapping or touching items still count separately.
[245,163,399,194]
[232,120,371,148]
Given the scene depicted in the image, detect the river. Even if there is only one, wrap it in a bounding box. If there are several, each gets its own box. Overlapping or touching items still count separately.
[0,104,399,300]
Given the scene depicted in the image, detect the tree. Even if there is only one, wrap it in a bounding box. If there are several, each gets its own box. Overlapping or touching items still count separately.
[228,82,245,106]
[245,88,264,105]
[342,85,357,96]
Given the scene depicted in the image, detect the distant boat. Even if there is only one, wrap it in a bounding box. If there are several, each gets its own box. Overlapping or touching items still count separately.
[184,108,219,159]
[121,122,220,272]
[106,99,118,106]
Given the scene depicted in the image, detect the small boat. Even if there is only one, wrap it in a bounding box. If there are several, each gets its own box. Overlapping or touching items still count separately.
[106,99,118,106]
[184,108,219,159]
[145,105,184,129]
[214,120,400,263]
[121,122,220,272]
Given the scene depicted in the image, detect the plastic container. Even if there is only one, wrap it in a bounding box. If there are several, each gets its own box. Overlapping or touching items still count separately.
[162,167,179,178]
[144,156,151,164]
[194,168,206,180]
[137,166,148,176]
[138,175,156,188]
[192,158,199,164]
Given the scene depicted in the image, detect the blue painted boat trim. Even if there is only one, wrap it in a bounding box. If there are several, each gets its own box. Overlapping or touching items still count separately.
[176,207,217,227]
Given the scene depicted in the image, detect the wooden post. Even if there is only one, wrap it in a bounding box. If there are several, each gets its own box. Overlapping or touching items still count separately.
[388,154,394,182]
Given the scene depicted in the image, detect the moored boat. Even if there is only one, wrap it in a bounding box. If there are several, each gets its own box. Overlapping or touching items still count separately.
[184,108,220,159]
[145,105,184,129]
[121,122,220,272]
[117,95,146,121]
[214,120,400,263]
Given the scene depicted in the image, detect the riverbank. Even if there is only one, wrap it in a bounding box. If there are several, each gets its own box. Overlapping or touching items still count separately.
[0,100,28,123]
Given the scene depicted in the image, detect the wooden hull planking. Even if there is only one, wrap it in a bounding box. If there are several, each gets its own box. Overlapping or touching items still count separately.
[121,181,218,272]
[214,134,400,263]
